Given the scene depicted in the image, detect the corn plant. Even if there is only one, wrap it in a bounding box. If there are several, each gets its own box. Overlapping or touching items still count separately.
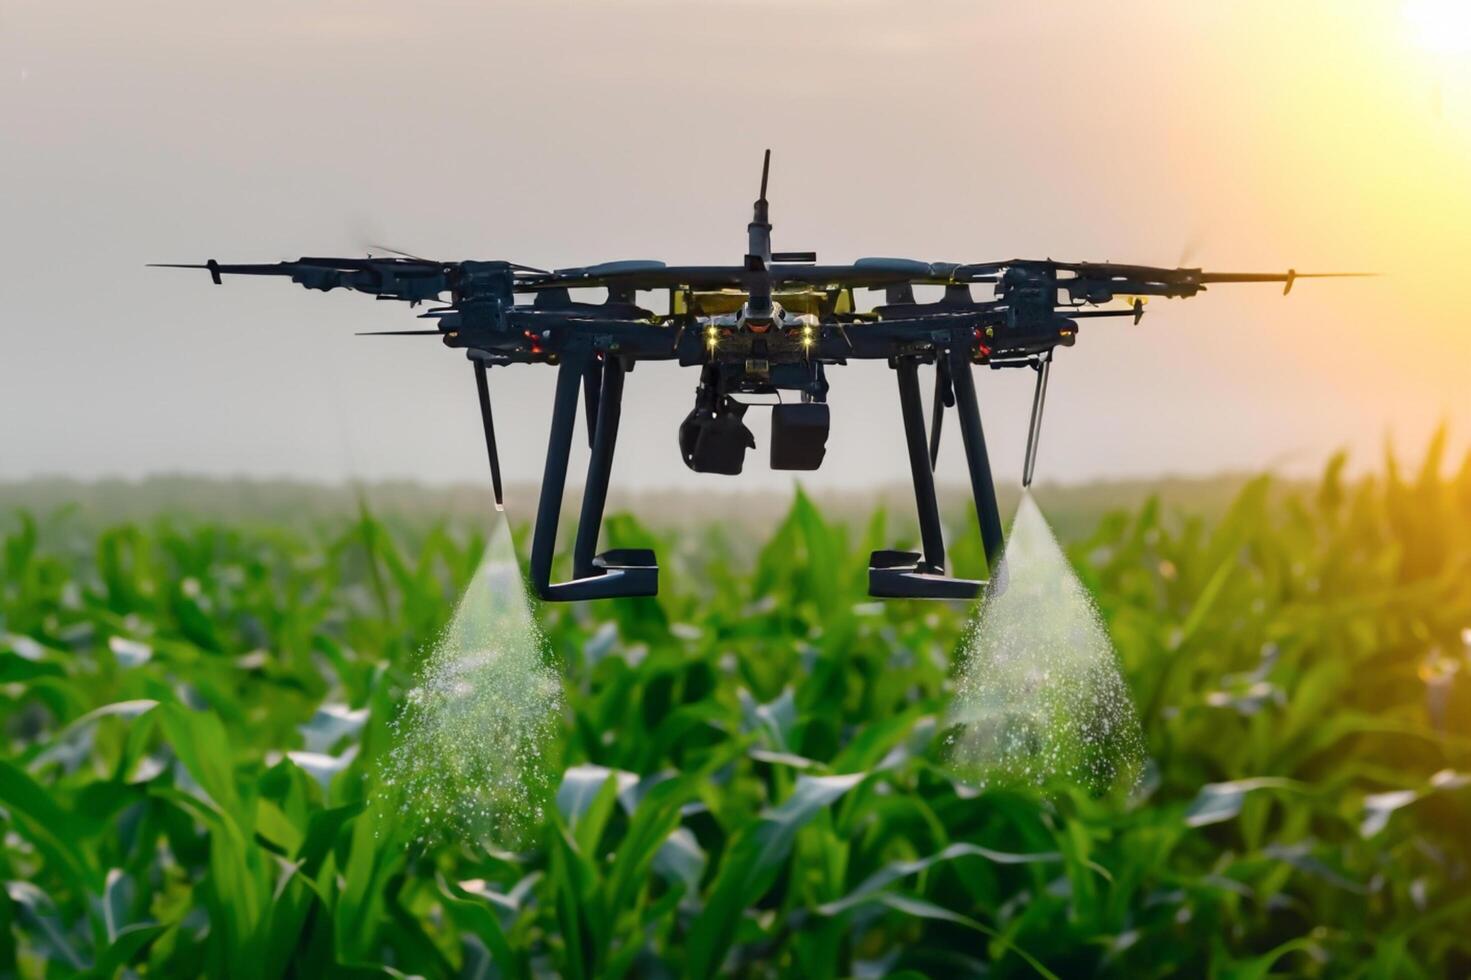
[1,440,1469,976]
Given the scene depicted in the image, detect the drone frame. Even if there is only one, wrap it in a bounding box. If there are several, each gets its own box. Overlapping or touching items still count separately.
[155,151,1368,604]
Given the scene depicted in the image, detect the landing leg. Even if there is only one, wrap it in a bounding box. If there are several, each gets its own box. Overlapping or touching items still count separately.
[529,355,584,594]
[573,357,624,579]
[947,346,1005,575]
[868,356,985,599]
[528,351,658,601]
[896,357,946,573]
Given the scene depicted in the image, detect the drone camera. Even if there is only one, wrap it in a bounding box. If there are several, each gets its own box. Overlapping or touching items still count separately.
[770,402,830,471]
[680,399,756,475]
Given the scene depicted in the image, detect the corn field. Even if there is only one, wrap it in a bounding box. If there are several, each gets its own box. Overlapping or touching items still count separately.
[2,437,1469,977]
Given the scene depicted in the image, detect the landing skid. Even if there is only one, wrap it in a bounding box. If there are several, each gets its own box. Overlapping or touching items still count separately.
[473,347,660,601]
[867,348,1005,600]
[476,340,1004,602]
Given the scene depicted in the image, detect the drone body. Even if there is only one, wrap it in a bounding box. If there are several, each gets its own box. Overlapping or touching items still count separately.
[157,152,1365,601]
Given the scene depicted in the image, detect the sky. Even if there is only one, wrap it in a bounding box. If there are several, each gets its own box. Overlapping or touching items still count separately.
[2,0,1469,495]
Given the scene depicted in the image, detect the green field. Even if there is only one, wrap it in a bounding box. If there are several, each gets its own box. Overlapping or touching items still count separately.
[3,441,1469,977]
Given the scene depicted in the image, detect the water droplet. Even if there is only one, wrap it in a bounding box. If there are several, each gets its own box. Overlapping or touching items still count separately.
[374,510,563,845]
[945,491,1146,793]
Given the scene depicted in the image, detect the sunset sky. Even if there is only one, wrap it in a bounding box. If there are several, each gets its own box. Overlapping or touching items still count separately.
[3,0,1468,493]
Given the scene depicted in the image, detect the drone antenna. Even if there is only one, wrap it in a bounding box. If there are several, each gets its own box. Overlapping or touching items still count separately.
[751,150,772,234]
[749,150,773,251]
[745,150,775,321]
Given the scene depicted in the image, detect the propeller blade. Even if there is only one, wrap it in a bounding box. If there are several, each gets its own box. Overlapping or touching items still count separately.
[1198,269,1376,295]
[353,329,444,336]
[1197,270,1375,283]
[149,262,219,284]
[1178,245,1197,268]
[367,244,431,262]
[362,245,547,277]
[149,260,293,284]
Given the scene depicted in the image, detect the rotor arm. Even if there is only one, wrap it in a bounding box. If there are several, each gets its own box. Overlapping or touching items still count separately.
[955,258,1374,305]
[1197,269,1375,295]
[151,256,458,303]
[149,260,294,285]
[1069,266,1373,302]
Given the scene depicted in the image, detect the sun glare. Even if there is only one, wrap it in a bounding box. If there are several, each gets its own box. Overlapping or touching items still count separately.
[1404,0,1471,55]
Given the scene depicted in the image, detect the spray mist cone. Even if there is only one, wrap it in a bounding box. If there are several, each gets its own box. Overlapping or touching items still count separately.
[944,492,1145,793]
[379,510,562,844]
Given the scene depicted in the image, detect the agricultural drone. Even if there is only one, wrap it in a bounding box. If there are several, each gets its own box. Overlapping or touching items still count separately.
[156,152,1366,601]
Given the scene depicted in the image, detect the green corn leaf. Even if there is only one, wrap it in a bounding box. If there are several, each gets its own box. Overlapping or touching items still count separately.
[860,892,1059,980]
[687,772,867,977]
[438,874,523,980]
[549,821,601,980]
[817,841,1062,917]
[0,759,100,890]
[158,702,243,819]
[84,922,167,979]
[150,787,266,973]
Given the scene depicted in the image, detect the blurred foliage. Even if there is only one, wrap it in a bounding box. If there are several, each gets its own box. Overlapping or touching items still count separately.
[2,438,1470,977]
